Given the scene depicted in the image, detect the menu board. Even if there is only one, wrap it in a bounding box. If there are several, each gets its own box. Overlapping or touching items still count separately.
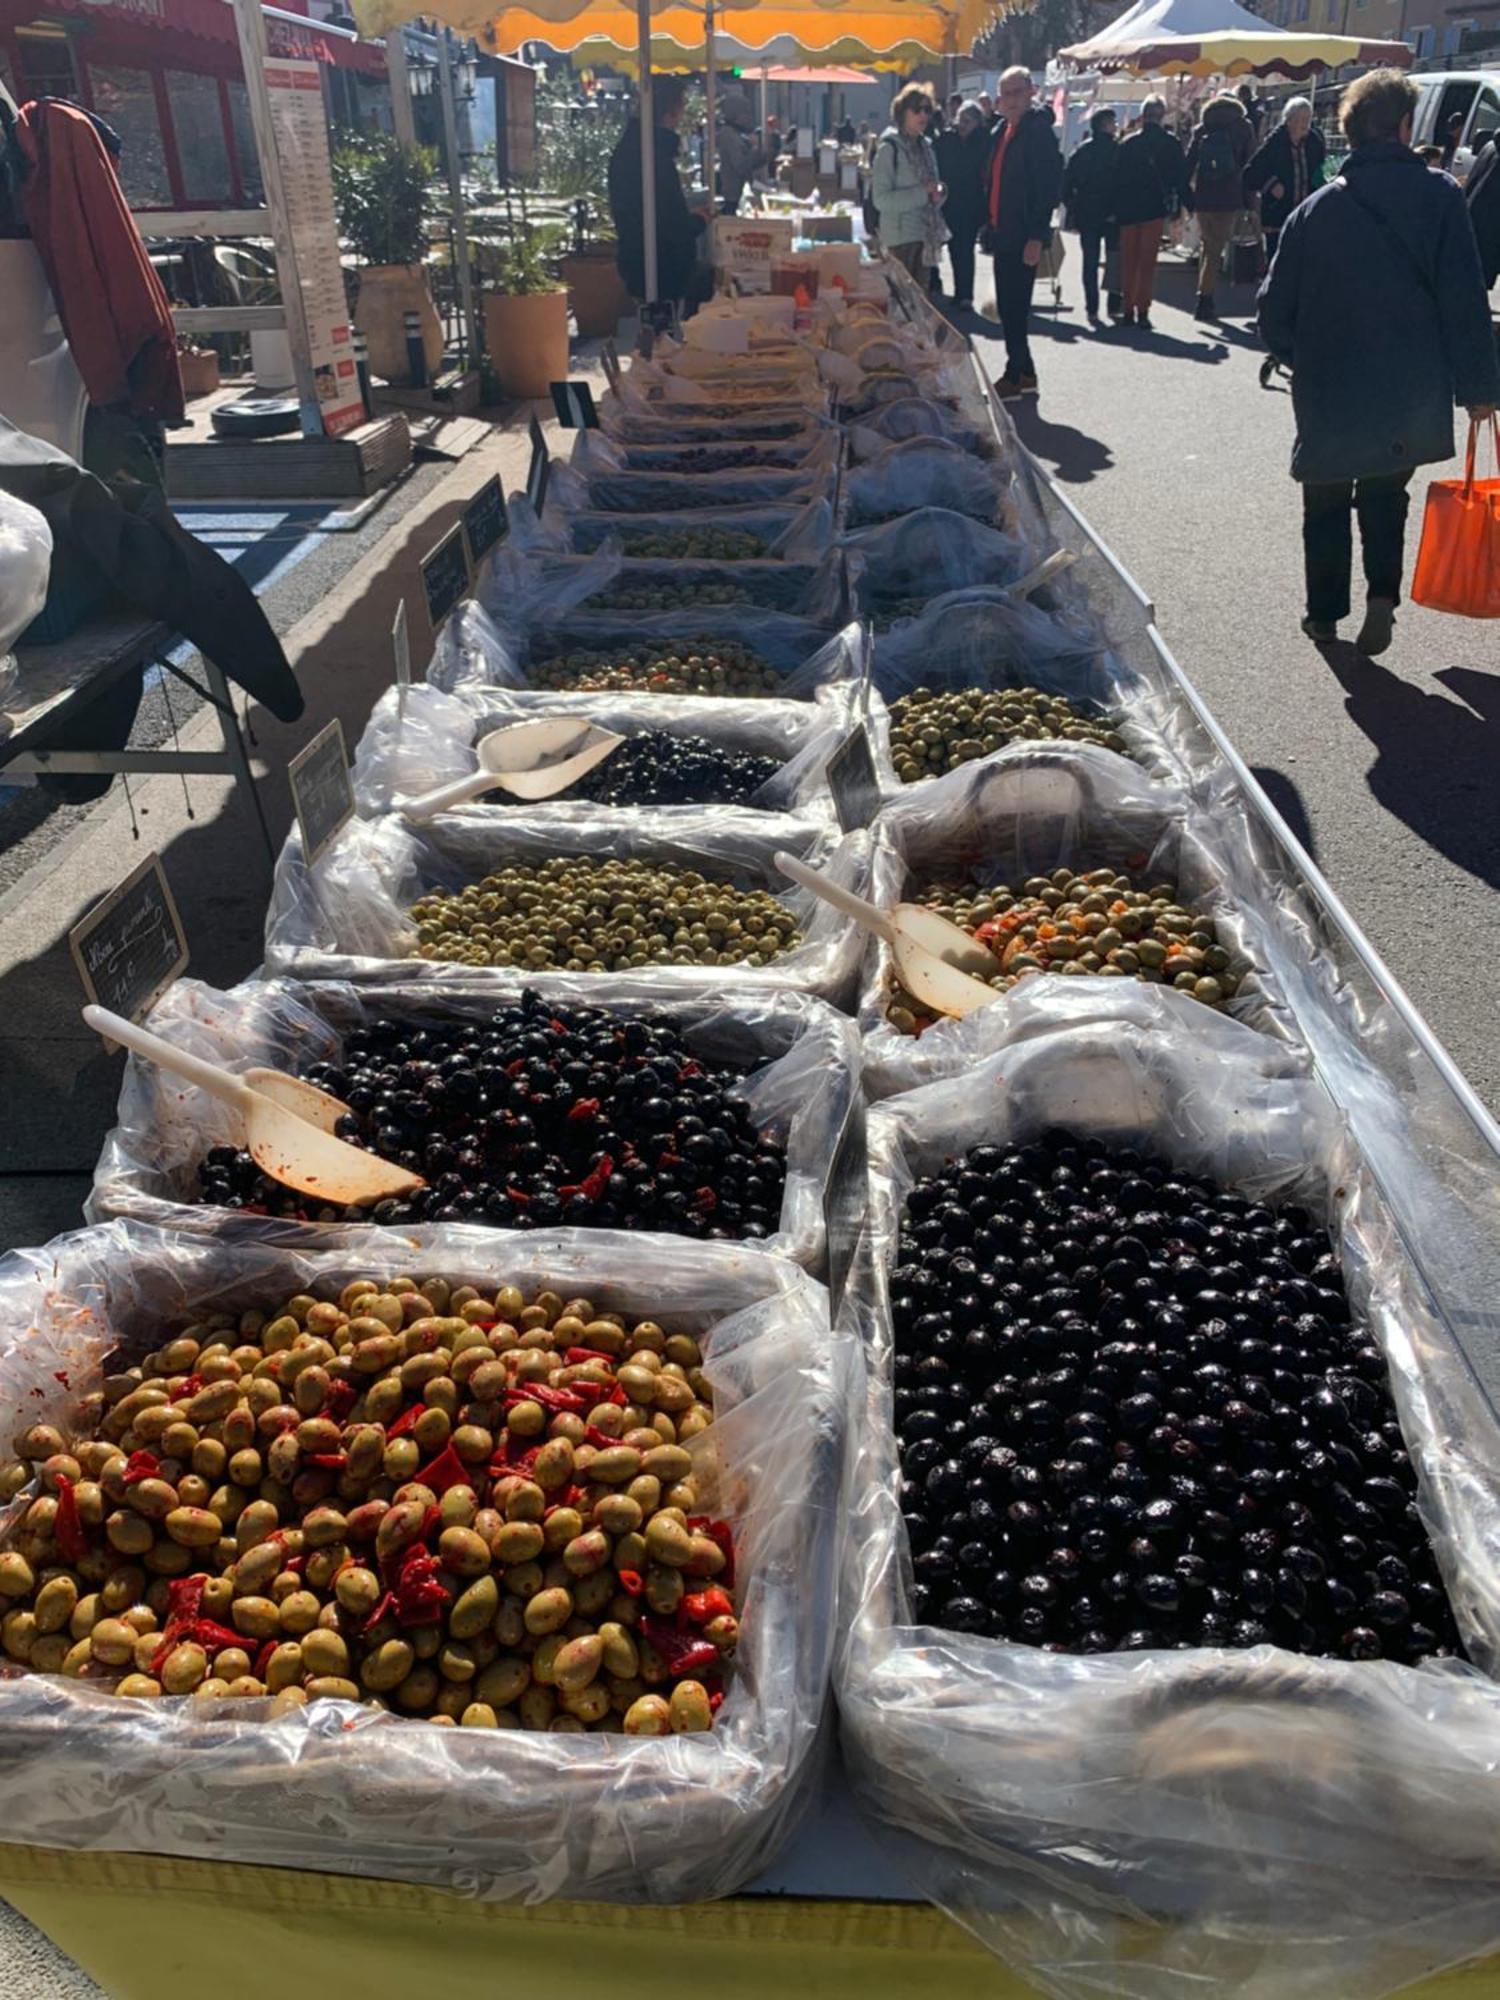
[264,56,366,439]
[69,852,188,1023]
[462,477,508,564]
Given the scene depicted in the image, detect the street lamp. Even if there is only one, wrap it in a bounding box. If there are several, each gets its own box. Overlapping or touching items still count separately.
[408,48,435,97]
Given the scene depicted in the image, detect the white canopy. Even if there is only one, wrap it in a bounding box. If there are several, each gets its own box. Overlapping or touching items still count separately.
[1061,0,1414,76]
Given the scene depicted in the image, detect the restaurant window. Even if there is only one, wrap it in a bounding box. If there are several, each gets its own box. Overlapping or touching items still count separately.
[165,69,232,203]
[87,64,173,205]
[226,79,265,202]
[14,25,79,103]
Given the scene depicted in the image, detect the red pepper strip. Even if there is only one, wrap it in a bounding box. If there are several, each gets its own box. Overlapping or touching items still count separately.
[176,1374,204,1401]
[556,1154,614,1205]
[488,1441,544,1479]
[419,1442,474,1495]
[709,1691,725,1713]
[616,1569,644,1597]
[505,1187,532,1207]
[392,1544,448,1627]
[505,1058,527,1076]
[583,1424,620,1449]
[52,1370,70,1390]
[121,1450,161,1487]
[281,1553,306,1578]
[688,1518,737,1590]
[678,1061,703,1079]
[362,1590,398,1634]
[385,1403,423,1442]
[504,1382,591,1416]
[640,1615,718,1678]
[308,1452,348,1471]
[53,1476,87,1564]
[253,1639,279,1680]
[657,1151,682,1171]
[695,1187,718,1213]
[682,1586,734,1627]
[565,1348,616,1368]
[607,1384,629,1407]
[567,1097,601,1123]
[324,1379,356,1422]
[549,1018,568,1033]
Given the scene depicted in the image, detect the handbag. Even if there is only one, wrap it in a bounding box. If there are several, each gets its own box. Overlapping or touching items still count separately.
[1411,417,1500,619]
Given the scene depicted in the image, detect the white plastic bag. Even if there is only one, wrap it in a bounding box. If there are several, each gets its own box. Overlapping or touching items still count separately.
[840,1015,1500,2000]
[0,489,53,693]
[89,975,859,1274]
[0,1219,849,1902]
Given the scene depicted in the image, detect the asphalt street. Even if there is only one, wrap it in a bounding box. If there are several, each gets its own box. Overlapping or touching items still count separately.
[964,247,1500,1114]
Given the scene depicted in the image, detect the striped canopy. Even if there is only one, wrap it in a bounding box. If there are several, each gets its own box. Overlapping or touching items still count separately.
[1060,0,1414,74]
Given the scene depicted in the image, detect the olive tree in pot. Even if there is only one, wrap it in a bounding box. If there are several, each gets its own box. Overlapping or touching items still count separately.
[332,134,442,386]
[477,223,570,401]
[560,196,632,339]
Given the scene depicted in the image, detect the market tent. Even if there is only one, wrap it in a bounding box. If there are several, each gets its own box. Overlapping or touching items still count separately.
[760,63,881,81]
[1059,0,1413,75]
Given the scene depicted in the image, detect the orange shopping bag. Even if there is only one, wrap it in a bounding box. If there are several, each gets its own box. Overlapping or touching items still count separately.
[1411,416,1500,618]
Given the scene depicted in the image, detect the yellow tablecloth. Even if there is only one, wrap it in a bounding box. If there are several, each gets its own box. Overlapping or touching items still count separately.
[0,1848,1495,2000]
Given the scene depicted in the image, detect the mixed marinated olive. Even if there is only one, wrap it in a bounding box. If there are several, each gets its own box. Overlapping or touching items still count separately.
[528,641,786,698]
[0,1276,736,1728]
[887,686,1128,782]
[892,1131,1462,1662]
[592,580,754,612]
[608,528,766,562]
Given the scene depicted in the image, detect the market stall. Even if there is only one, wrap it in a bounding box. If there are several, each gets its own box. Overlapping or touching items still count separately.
[8,217,1500,2000]
[1058,0,1414,76]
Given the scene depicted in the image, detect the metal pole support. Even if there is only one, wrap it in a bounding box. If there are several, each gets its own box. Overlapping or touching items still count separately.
[438,29,478,369]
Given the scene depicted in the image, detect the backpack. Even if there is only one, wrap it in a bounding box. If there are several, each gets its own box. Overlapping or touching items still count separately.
[862,134,898,239]
[1197,124,1237,188]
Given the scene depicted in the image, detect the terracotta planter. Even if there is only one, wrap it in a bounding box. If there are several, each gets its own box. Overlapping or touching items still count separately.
[354,264,442,386]
[483,289,570,401]
[560,249,631,339]
[178,348,220,398]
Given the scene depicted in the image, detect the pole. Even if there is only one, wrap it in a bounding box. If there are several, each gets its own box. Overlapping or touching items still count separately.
[228,0,320,437]
[703,0,717,214]
[385,28,418,150]
[637,0,659,306]
[438,28,477,368]
[760,61,769,172]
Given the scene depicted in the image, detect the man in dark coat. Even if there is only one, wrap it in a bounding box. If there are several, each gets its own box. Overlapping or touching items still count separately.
[1466,133,1500,287]
[608,75,711,306]
[1062,105,1119,324]
[1258,69,1499,656]
[982,66,1063,399]
[1244,96,1327,262]
[1111,94,1191,327]
[934,99,989,308]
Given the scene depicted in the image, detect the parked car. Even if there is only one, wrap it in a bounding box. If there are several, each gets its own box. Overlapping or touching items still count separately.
[1411,69,1500,183]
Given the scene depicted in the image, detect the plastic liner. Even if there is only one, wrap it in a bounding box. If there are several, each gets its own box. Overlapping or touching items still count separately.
[846,396,993,461]
[556,456,837,516]
[263,807,871,1007]
[839,1015,1500,2000]
[562,498,836,563]
[484,546,845,625]
[867,588,1182,793]
[842,512,1036,623]
[88,977,858,1274]
[426,595,864,712]
[0,1219,849,1902]
[842,437,1012,529]
[350,677,846,821]
[572,426,838,478]
[856,747,1294,1098]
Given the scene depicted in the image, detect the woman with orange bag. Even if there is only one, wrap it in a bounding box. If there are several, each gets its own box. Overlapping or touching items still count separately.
[1257,69,1498,656]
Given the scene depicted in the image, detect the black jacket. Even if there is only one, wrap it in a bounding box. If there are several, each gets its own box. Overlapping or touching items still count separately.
[1258,140,1500,483]
[1111,122,1191,227]
[935,121,988,234]
[982,107,1063,251]
[1466,137,1500,288]
[1062,132,1118,233]
[608,116,705,301]
[1244,122,1327,232]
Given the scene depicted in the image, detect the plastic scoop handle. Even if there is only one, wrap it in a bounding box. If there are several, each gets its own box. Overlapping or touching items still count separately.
[84,1005,253,1115]
[1007,549,1077,601]
[773,849,898,945]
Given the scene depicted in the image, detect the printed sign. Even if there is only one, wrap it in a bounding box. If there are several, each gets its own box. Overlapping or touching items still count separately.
[827,722,880,834]
[264,57,366,438]
[462,476,508,565]
[549,380,600,429]
[420,523,471,631]
[69,851,188,1024]
[823,1095,868,1319]
[288,717,355,867]
[527,413,550,515]
[710,218,794,294]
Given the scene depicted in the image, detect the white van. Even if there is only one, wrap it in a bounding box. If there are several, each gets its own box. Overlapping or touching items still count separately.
[1411,70,1500,182]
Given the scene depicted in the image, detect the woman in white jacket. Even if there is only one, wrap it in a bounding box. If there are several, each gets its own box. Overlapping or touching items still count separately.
[871,84,949,278]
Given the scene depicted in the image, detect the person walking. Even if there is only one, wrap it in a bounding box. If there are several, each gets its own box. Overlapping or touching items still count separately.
[1466,130,1500,285]
[871,84,949,283]
[1258,69,1499,655]
[935,99,988,306]
[982,65,1063,398]
[1186,92,1253,320]
[715,91,764,213]
[1244,96,1326,263]
[1062,105,1119,325]
[1111,94,1190,328]
[1237,82,1265,143]
[608,75,714,308]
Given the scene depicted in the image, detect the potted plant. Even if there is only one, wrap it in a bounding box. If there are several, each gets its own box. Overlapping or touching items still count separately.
[332,133,442,386]
[536,82,632,338]
[476,221,570,401]
[559,196,632,340]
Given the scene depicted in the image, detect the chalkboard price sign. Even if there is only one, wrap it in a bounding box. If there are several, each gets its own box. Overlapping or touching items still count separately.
[462,476,507,564]
[823,1096,868,1319]
[288,718,356,868]
[69,851,189,1024]
[527,413,550,516]
[420,523,470,631]
[550,380,599,429]
[827,722,881,833]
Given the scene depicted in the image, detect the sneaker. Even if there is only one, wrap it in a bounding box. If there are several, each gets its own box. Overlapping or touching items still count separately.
[993,373,1025,401]
[1356,597,1396,656]
[1302,616,1339,644]
[1087,310,1103,328]
[1018,373,1039,395]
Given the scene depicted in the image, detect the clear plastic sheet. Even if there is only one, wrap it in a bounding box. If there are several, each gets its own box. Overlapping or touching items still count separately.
[0,1219,849,1902]
[0,490,52,659]
[572,426,838,478]
[560,498,837,563]
[349,677,846,821]
[842,437,1013,529]
[87,976,858,1273]
[263,806,871,1006]
[497,550,845,623]
[866,587,1183,793]
[855,746,1295,1098]
[843,512,1037,624]
[556,453,837,516]
[846,395,992,461]
[426,593,865,714]
[839,1014,1500,2000]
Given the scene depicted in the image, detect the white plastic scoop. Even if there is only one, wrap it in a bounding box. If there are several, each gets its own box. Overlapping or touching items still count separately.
[1006,548,1077,601]
[774,851,1001,1020]
[83,1005,426,1208]
[401,717,627,820]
